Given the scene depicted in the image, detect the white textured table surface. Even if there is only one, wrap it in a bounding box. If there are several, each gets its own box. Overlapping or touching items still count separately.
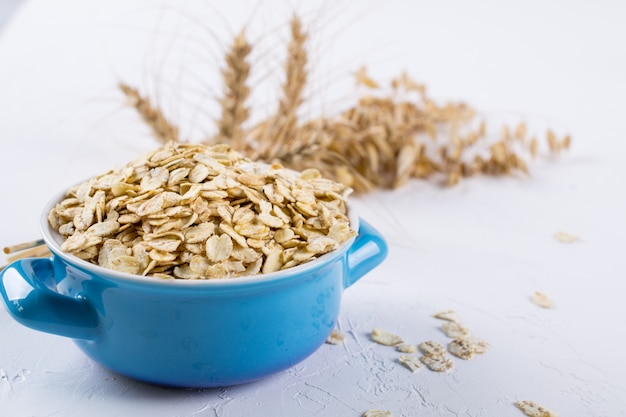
[1,1,625,416]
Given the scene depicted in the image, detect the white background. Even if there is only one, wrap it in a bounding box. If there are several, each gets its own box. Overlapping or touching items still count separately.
[1,1,625,416]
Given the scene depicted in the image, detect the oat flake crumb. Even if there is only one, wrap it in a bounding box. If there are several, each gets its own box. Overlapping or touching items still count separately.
[532,291,553,309]
[515,400,558,417]
[325,329,345,345]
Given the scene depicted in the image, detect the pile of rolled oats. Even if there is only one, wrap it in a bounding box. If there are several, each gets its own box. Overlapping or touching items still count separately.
[47,142,356,279]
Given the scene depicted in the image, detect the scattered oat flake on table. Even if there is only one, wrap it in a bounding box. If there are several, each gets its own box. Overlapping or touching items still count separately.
[398,355,423,372]
[464,337,490,354]
[441,321,471,338]
[515,400,558,417]
[420,354,454,372]
[371,328,404,346]
[363,410,392,417]
[448,339,475,360]
[325,329,345,345]
[433,310,462,323]
[532,291,553,309]
[554,231,579,243]
[396,343,417,353]
[419,341,446,356]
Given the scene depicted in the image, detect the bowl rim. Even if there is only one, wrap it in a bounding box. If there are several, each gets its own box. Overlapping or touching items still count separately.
[40,189,359,287]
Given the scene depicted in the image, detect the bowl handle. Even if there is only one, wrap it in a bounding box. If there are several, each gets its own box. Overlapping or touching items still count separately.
[0,257,99,340]
[344,219,388,289]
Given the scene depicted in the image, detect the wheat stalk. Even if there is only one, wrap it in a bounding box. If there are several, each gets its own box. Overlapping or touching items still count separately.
[3,239,44,254]
[213,29,252,148]
[252,14,309,160]
[1,241,51,272]
[119,83,179,144]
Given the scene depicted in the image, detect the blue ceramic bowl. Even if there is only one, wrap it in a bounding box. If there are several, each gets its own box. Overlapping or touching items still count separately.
[0,195,387,388]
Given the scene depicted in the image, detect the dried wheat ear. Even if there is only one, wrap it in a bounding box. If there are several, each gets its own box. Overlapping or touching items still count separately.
[119,15,570,193]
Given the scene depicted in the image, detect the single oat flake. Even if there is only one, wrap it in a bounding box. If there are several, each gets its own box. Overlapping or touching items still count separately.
[398,355,423,373]
[515,400,558,417]
[441,321,471,338]
[371,328,404,346]
[419,341,446,357]
[463,337,490,355]
[532,291,553,309]
[433,310,462,323]
[553,231,579,243]
[447,338,475,360]
[396,343,418,353]
[363,410,392,417]
[420,354,454,372]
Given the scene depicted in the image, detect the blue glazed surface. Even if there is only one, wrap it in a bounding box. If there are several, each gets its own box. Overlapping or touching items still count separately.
[0,219,387,388]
